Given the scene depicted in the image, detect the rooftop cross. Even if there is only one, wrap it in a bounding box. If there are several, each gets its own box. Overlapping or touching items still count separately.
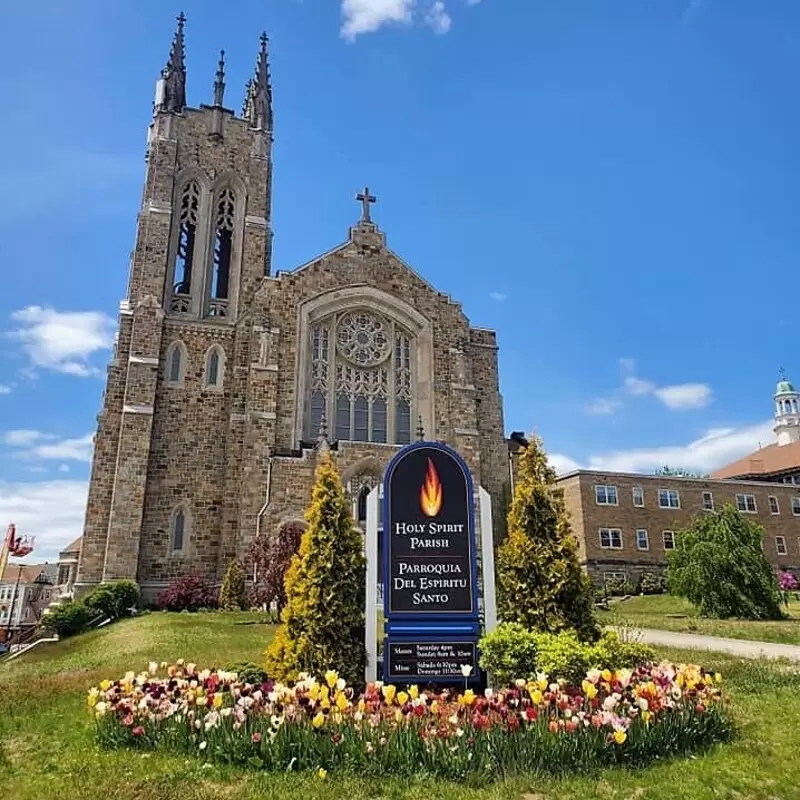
[779,366,786,381]
[356,187,376,223]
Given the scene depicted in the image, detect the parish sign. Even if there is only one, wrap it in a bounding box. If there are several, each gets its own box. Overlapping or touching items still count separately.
[382,441,480,683]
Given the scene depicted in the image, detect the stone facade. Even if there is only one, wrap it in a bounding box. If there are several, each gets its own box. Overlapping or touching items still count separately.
[75,32,507,598]
[557,471,800,585]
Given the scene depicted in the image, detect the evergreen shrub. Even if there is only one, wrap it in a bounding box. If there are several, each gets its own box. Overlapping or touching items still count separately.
[265,451,366,686]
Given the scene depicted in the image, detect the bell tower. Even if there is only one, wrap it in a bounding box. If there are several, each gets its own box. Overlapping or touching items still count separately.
[76,14,276,591]
[774,370,800,446]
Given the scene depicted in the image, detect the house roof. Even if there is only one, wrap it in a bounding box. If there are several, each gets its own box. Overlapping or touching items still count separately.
[711,440,800,480]
[1,563,53,585]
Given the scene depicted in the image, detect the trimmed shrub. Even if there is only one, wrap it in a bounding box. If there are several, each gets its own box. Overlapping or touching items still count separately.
[592,630,655,670]
[478,624,656,687]
[265,451,366,686]
[223,661,268,684]
[219,559,247,611]
[603,576,634,597]
[84,579,141,620]
[667,504,784,620]
[638,572,666,595]
[156,575,218,612]
[40,601,94,638]
[478,622,538,686]
[496,435,598,641]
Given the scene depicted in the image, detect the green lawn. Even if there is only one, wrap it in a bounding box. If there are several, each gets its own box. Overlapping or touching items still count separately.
[3,611,800,799]
[598,594,800,646]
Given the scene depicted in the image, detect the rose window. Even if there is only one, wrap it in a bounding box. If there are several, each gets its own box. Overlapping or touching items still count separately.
[336,312,390,366]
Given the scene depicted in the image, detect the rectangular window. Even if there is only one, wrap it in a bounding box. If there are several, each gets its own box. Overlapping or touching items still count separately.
[783,476,793,484]
[769,496,780,515]
[595,485,618,506]
[736,493,757,513]
[776,536,788,556]
[658,488,680,509]
[599,528,623,549]
[636,529,649,551]
[792,497,800,516]
[702,491,714,511]
[603,571,627,583]
[632,486,644,507]
[663,530,676,550]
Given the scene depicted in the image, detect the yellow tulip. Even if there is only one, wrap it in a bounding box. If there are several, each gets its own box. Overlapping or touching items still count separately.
[409,685,419,700]
[714,673,722,685]
[335,692,349,712]
[641,711,651,724]
[321,697,331,710]
[601,669,612,683]
[309,684,320,701]
[581,680,597,700]
[318,767,328,780]
[397,691,409,706]
[531,690,543,706]
[383,685,397,705]
[325,670,338,689]
[357,698,366,714]
[462,690,476,706]
[213,694,223,709]
[99,680,111,691]
[312,712,325,729]
[613,730,627,745]
[394,709,404,723]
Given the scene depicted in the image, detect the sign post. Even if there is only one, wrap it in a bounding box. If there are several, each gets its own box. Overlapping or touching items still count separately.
[382,441,480,684]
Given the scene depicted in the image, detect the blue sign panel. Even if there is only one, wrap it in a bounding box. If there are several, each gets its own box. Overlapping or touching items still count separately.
[382,441,479,683]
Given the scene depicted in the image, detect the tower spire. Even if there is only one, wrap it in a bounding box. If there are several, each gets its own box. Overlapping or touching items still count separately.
[159,12,187,113]
[213,49,226,107]
[246,32,272,130]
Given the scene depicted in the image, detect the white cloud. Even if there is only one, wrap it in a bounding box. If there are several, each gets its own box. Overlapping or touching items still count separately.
[548,453,581,475]
[341,0,414,39]
[585,397,623,416]
[623,376,655,396]
[466,0,482,4]
[489,291,507,302]
[549,420,773,476]
[3,429,94,462]
[2,430,53,447]
[0,385,11,395]
[653,383,713,410]
[425,1,452,33]
[58,464,70,473]
[7,306,115,377]
[586,358,713,416]
[0,480,88,563]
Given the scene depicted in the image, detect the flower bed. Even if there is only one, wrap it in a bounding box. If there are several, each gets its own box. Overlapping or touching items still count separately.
[88,660,733,781]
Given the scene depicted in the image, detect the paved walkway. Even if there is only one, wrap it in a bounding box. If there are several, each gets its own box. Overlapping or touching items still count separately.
[614,627,800,661]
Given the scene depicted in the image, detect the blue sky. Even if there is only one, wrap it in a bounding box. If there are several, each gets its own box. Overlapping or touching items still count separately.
[2,0,798,561]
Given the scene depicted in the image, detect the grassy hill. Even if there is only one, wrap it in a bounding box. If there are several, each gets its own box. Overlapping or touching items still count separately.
[3,611,800,799]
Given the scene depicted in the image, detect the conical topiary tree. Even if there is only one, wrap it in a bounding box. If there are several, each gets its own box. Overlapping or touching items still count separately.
[265,451,366,686]
[496,435,598,640]
[219,559,247,611]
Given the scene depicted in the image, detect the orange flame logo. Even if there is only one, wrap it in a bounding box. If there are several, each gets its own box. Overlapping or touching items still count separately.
[420,458,443,517]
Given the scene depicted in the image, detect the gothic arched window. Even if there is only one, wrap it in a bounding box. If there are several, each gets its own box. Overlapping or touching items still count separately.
[305,310,413,444]
[204,345,225,390]
[171,181,201,313]
[170,506,189,553]
[165,341,187,386]
[207,187,236,318]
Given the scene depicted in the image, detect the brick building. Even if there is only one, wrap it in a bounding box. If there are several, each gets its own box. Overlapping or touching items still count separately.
[557,471,800,585]
[75,16,507,599]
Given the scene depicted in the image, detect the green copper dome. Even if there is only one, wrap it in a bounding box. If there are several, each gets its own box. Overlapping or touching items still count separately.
[776,378,796,395]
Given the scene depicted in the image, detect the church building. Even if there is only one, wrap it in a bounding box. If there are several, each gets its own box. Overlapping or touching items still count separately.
[75,16,509,598]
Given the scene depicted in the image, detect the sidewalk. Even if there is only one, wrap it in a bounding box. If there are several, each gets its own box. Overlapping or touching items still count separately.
[614,627,800,661]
